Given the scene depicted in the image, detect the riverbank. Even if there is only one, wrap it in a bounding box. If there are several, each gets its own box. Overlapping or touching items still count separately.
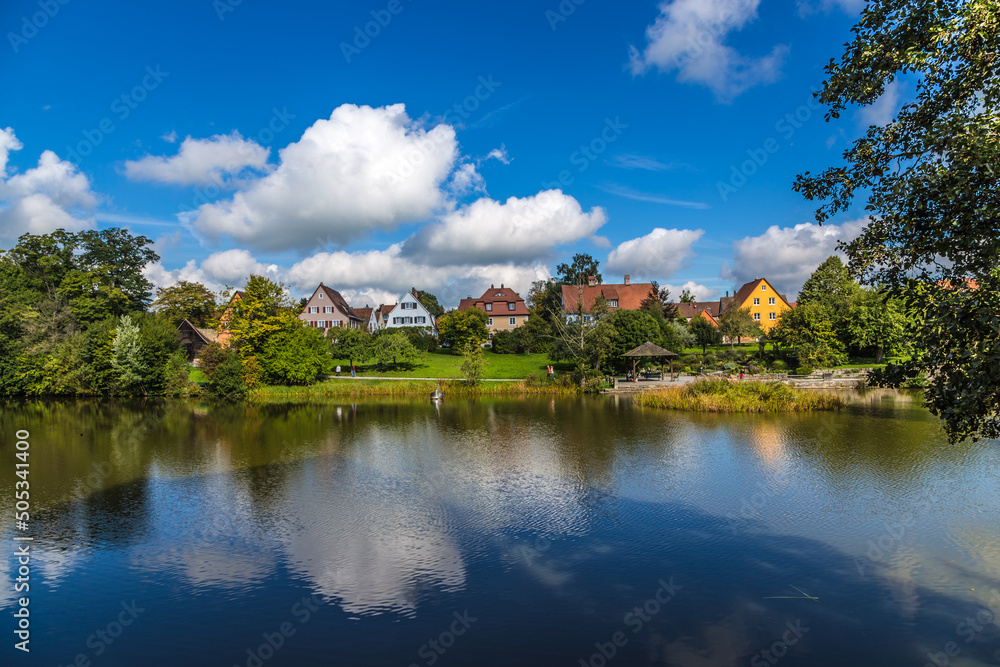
[252,378,580,400]
[633,379,845,412]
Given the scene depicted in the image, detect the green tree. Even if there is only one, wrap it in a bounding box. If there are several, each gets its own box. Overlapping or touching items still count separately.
[771,304,847,368]
[556,253,601,285]
[437,309,489,350]
[794,0,1000,440]
[690,316,722,354]
[639,281,679,320]
[112,315,148,395]
[222,275,300,361]
[152,281,219,327]
[798,256,858,310]
[370,330,419,369]
[206,347,248,399]
[415,291,445,319]
[607,309,662,369]
[330,326,372,367]
[719,307,762,348]
[76,228,159,310]
[460,341,487,386]
[845,290,909,364]
[680,289,696,303]
[260,326,330,385]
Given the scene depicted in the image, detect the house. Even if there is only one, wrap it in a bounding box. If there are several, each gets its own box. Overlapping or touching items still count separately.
[676,278,794,337]
[216,290,244,347]
[373,304,394,330]
[458,284,530,333]
[299,283,364,330]
[561,274,654,319]
[352,306,376,332]
[383,289,436,329]
[176,319,219,361]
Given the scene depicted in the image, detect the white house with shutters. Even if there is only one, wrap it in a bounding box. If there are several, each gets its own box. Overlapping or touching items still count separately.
[383,289,436,330]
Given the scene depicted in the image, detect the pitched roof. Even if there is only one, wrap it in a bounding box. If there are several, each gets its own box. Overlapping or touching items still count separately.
[352,306,373,324]
[177,319,218,344]
[312,284,362,321]
[677,301,722,318]
[561,282,653,314]
[458,285,530,316]
[623,341,678,357]
[379,304,395,319]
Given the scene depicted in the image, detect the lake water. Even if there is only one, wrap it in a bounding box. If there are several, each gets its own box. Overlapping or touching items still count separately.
[1,392,999,666]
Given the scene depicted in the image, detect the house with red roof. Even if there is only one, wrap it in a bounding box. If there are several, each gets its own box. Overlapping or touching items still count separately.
[458,284,530,333]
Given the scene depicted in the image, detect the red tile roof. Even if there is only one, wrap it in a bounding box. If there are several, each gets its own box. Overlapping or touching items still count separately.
[561,282,654,314]
[352,307,373,324]
[312,284,362,322]
[459,285,530,316]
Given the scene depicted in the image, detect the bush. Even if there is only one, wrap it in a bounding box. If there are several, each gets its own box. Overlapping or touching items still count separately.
[771,359,787,370]
[164,350,197,396]
[491,330,520,354]
[207,349,247,399]
[796,366,814,376]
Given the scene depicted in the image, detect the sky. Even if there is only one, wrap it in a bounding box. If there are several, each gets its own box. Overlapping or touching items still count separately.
[0,0,891,308]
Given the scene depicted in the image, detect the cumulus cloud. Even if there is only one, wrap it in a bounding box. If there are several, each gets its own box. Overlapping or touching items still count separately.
[0,128,98,244]
[605,227,704,280]
[796,0,865,16]
[857,80,904,127]
[124,132,271,186]
[723,219,868,297]
[402,190,607,266]
[144,248,282,294]
[628,0,788,100]
[191,104,458,252]
[665,281,718,301]
[482,145,511,165]
[447,162,485,196]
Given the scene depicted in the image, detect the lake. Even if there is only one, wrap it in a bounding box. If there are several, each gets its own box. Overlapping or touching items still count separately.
[1,391,999,666]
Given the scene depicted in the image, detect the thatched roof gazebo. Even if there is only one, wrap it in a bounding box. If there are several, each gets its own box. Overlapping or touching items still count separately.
[622,341,679,382]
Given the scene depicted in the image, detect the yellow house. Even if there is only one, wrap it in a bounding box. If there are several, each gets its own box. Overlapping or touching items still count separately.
[723,278,794,336]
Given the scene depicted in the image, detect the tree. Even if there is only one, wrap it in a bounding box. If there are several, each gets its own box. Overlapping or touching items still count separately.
[607,310,662,369]
[437,309,489,350]
[221,275,300,361]
[76,228,159,310]
[680,289,696,303]
[719,307,762,348]
[415,291,445,319]
[460,341,487,386]
[689,316,722,354]
[640,281,679,320]
[329,326,371,367]
[370,330,419,369]
[793,1,1000,440]
[260,326,330,385]
[556,253,601,285]
[112,315,147,395]
[844,290,909,364]
[152,281,218,327]
[771,304,847,368]
[798,256,858,310]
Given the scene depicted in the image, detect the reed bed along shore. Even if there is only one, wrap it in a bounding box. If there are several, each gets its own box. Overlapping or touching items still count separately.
[253,379,581,400]
[633,379,845,413]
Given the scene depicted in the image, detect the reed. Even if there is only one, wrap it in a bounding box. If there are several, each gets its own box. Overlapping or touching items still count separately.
[633,379,844,412]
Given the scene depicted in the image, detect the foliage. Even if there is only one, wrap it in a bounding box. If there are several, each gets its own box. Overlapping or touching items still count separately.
[796,366,814,376]
[437,308,489,349]
[329,326,372,365]
[370,330,420,369]
[719,307,762,347]
[798,256,859,310]
[152,281,218,327]
[165,350,197,396]
[206,348,248,399]
[844,289,908,363]
[794,1,1000,440]
[259,325,330,385]
[112,315,148,395]
[415,291,445,318]
[640,281,679,320]
[634,379,844,412]
[679,289,696,303]
[221,275,301,361]
[556,253,601,285]
[607,309,662,368]
[665,320,694,350]
[460,341,487,386]
[772,304,847,368]
[690,316,722,354]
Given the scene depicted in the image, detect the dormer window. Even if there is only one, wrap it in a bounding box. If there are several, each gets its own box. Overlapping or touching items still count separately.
[486,304,493,311]
[508,303,515,311]
[608,300,619,308]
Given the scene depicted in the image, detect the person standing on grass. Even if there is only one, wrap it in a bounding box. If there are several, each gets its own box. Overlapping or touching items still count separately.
[547,365,554,380]
[739,370,744,381]
[351,363,356,378]
[336,364,341,377]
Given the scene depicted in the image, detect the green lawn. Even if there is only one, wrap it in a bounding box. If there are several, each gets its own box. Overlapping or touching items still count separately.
[329,349,574,379]
[188,367,207,383]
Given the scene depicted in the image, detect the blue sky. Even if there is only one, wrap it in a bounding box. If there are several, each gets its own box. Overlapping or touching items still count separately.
[0,0,887,307]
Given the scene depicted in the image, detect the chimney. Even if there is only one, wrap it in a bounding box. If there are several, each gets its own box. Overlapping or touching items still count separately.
[587,275,596,287]
[726,290,729,297]
[624,274,630,286]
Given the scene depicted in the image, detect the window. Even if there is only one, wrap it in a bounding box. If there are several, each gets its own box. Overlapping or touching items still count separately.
[768,298,775,305]
[318,292,324,299]
[761,285,767,291]
[753,298,760,306]
[416,316,426,324]
[753,313,761,321]
[524,315,528,322]
[508,303,515,311]
[486,303,493,311]
[324,306,333,313]
[405,317,413,324]
[608,300,619,308]
[393,317,401,324]
[509,317,516,326]
[769,312,776,320]
[310,307,319,314]
[488,317,493,326]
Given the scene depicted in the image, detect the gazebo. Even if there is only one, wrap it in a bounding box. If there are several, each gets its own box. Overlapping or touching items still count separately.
[623,341,679,382]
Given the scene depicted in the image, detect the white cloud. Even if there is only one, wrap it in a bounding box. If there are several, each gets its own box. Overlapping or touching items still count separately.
[447,162,485,196]
[857,80,904,127]
[665,281,718,301]
[125,132,270,186]
[723,219,868,297]
[796,0,865,16]
[144,248,282,294]
[605,227,704,280]
[0,129,98,244]
[162,130,178,143]
[191,104,458,252]
[402,190,607,266]
[628,0,788,100]
[608,154,685,171]
[483,145,511,165]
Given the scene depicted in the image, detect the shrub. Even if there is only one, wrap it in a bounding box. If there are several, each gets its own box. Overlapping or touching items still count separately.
[207,350,247,399]
[796,366,814,376]
[771,359,787,370]
[491,330,519,354]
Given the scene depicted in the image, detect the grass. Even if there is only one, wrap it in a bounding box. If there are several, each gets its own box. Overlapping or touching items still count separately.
[188,367,207,383]
[253,378,581,400]
[633,378,845,413]
[329,349,574,379]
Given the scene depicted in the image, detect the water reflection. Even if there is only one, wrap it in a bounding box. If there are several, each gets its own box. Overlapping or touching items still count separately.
[0,395,999,665]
